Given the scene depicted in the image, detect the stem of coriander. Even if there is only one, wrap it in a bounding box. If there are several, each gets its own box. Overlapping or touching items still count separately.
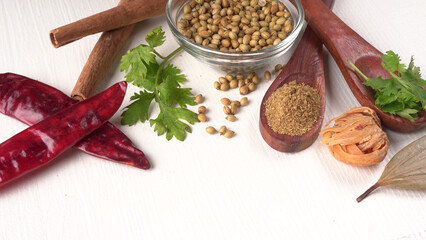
[347,60,369,81]
[153,49,165,59]
[153,47,182,99]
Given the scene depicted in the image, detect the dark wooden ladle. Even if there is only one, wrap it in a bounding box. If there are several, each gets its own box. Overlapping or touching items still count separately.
[299,0,426,132]
[259,0,334,152]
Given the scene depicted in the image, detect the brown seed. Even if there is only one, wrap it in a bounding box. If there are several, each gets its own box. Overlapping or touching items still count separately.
[240,85,249,95]
[199,31,211,38]
[198,113,207,122]
[206,126,216,134]
[240,97,248,106]
[248,82,256,91]
[264,71,271,80]
[231,100,241,107]
[221,39,230,48]
[223,105,231,115]
[224,130,235,138]
[275,64,283,72]
[220,97,231,105]
[231,104,238,114]
[219,125,227,135]
[252,76,260,84]
[219,77,228,84]
[229,80,238,88]
[198,106,207,113]
[225,74,233,81]
[238,79,245,88]
[226,115,237,122]
[271,4,278,14]
[220,82,230,91]
[244,78,251,85]
[195,94,204,104]
[231,15,241,22]
[214,81,221,89]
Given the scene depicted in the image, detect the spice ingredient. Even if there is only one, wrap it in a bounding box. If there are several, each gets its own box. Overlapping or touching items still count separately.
[348,51,426,121]
[0,73,150,170]
[177,0,293,52]
[320,107,389,166]
[357,135,426,202]
[264,81,320,136]
[0,82,127,186]
[120,27,199,141]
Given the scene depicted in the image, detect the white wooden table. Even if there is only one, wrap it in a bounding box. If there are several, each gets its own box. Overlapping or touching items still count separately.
[1,0,425,239]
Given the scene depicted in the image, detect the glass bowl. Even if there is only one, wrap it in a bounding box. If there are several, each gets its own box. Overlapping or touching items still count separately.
[166,0,304,73]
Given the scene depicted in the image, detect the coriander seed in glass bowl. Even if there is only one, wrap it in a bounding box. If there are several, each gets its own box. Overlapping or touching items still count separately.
[166,0,304,73]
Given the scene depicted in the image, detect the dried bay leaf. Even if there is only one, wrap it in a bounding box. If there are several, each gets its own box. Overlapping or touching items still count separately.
[357,135,426,202]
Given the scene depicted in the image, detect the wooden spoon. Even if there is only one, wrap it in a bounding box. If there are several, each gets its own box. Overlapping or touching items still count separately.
[259,0,334,152]
[299,0,426,132]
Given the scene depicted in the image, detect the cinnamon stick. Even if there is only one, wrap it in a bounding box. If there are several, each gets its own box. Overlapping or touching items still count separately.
[50,0,168,48]
[71,0,136,101]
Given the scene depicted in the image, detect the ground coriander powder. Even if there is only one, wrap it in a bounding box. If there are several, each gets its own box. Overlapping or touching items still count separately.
[264,81,320,136]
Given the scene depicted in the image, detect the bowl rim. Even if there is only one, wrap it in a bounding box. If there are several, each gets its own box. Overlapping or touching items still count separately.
[166,0,305,58]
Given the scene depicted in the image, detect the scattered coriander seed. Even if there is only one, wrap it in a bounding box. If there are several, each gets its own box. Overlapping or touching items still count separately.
[231,100,241,107]
[224,130,235,138]
[231,104,238,114]
[223,105,231,115]
[248,82,256,91]
[275,64,283,72]
[220,82,230,91]
[240,97,248,106]
[225,74,233,81]
[219,77,228,84]
[198,113,207,122]
[198,105,207,113]
[240,85,249,95]
[195,94,204,104]
[252,76,260,84]
[221,97,231,105]
[206,126,216,134]
[264,71,271,80]
[214,81,221,89]
[229,80,238,88]
[226,115,237,122]
[238,79,245,88]
[219,125,227,135]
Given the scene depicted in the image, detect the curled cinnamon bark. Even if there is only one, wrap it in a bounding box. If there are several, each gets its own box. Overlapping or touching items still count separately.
[49,0,168,48]
[320,107,389,166]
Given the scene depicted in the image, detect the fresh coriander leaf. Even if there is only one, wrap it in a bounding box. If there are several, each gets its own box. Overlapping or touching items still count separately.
[162,64,186,84]
[150,105,199,141]
[145,26,166,48]
[349,51,426,121]
[381,50,406,73]
[396,108,418,122]
[120,44,156,87]
[157,76,197,107]
[121,91,155,126]
[142,61,160,92]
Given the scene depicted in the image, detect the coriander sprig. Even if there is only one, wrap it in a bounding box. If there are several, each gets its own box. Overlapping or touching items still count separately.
[348,51,426,121]
[120,26,199,141]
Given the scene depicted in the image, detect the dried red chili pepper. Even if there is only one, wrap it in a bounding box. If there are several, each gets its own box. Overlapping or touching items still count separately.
[0,73,150,169]
[0,81,127,186]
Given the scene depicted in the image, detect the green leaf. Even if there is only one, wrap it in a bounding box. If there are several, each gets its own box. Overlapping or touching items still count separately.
[157,76,197,107]
[396,108,418,122]
[121,91,155,126]
[381,50,406,73]
[351,50,426,121]
[120,44,156,87]
[145,26,166,48]
[150,104,199,141]
[162,64,186,84]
